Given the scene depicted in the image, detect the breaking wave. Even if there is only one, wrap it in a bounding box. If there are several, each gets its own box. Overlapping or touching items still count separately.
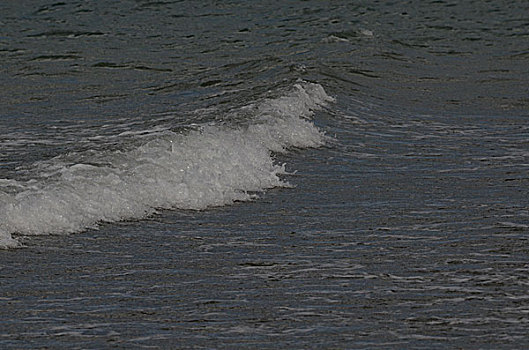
[0,82,334,248]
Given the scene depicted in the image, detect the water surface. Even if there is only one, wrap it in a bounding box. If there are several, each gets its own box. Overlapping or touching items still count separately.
[1,0,529,348]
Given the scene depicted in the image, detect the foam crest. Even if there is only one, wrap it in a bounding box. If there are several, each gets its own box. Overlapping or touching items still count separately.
[0,82,334,248]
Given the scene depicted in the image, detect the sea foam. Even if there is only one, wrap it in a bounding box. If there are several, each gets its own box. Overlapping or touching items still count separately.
[0,82,334,248]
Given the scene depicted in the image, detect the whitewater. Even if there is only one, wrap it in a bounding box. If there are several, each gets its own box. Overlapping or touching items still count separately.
[0,82,334,248]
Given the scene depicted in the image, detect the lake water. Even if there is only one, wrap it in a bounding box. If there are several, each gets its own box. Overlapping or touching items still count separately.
[1,0,529,348]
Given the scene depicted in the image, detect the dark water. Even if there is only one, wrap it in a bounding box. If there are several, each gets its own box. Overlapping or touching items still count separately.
[1,0,529,348]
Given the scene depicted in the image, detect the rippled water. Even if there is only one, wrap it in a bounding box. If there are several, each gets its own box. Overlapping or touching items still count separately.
[1,0,529,348]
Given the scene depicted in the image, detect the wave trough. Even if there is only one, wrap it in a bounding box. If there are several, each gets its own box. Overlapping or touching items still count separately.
[0,82,334,248]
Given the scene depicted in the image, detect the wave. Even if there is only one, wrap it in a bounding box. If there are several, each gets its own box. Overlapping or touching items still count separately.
[0,82,334,248]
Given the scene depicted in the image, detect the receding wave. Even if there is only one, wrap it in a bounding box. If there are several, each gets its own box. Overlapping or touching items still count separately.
[0,82,334,248]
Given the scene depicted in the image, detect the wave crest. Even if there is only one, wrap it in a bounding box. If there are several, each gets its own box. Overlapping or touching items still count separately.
[0,82,334,248]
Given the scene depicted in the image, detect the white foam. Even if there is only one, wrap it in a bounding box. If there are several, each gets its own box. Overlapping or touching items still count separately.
[322,35,350,44]
[0,82,334,248]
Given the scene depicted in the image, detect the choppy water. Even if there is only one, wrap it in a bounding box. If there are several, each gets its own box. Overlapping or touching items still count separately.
[1,0,529,348]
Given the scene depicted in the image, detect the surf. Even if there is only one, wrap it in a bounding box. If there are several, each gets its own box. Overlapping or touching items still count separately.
[0,82,334,248]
